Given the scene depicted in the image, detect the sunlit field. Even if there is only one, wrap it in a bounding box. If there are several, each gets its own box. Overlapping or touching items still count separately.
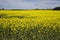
[0,10,60,40]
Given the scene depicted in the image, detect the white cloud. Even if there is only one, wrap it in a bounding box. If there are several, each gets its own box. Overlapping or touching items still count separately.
[0,0,60,9]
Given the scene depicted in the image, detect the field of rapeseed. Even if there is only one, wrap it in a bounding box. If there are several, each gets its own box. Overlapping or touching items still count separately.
[0,10,60,40]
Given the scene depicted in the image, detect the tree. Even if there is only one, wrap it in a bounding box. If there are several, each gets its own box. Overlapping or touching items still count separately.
[2,8,4,10]
[53,7,60,10]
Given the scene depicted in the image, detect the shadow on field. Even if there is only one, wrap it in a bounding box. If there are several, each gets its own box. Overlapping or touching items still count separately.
[0,14,26,18]
[0,14,37,19]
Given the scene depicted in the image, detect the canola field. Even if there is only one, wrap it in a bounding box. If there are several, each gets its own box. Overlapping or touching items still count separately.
[0,10,60,40]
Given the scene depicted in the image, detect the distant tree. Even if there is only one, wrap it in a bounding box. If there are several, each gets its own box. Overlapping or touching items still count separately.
[53,7,60,10]
[2,8,5,10]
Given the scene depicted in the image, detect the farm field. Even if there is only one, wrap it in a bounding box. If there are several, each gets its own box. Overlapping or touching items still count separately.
[0,10,60,40]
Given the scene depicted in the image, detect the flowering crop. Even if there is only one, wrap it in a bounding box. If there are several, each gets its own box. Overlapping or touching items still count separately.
[0,10,60,40]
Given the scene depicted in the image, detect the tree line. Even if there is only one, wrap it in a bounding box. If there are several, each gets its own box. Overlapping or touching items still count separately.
[0,7,60,10]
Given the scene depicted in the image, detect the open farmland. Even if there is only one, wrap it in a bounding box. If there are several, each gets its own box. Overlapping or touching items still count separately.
[0,10,60,40]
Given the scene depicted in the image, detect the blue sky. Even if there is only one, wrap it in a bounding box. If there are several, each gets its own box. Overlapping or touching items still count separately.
[0,0,60,9]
